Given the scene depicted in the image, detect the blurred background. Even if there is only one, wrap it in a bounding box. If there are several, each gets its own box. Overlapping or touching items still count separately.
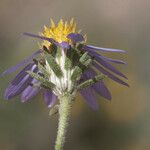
[0,0,150,150]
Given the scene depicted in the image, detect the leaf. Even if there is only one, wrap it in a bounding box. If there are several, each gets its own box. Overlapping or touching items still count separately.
[71,66,82,81]
[49,105,59,116]
[78,74,105,90]
[64,56,72,70]
[38,63,49,78]
[45,53,63,78]
[79,52,89,63]
[27,71,55,89]
[67,47,81,67]
[71,52,92,81]
[56,47,62,58]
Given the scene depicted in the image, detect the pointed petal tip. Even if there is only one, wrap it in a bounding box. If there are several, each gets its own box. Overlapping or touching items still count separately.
[23,32,39,38]
[105,95,112,101]
[80,88,99,111]
[85,45,127,53]
[20,93,32,103]
[23,32,35,37]
[47,104,53,108]
[23,32,28,36]
[21,90,31,102]
[4,88,13,100]
[44,90,57,108]
[4,93,9,100]
[102,91,112,100]
[21,97,27,103]
[122,75,128,80]
[0,72,6,78]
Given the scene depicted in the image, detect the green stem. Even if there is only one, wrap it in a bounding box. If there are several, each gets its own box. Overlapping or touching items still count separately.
[55,94,73,150]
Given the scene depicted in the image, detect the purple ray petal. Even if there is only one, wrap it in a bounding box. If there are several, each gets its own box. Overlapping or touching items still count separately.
[83,45,126,53]
[21,86,40,102]
[24,32,69,49]
[93,80,112,100]
[23,32,56,43]
[59,41,70,49]
[4,64,38,100]
[11,63,37,85]
[95,56,127,79]
[80,87,99,110]
[21,79,40,102]
[93,62,129,87]
[0,50,41,77]
[101,56,127,65]
[44,90,57,108]
[87,49,127,79]
[67,33,84,43]
[86,48,126,64]
[4,74,33,100]
[82,68,96,79]
[84,68,111,100]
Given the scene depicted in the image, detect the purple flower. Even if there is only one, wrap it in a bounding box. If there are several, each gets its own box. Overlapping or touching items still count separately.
[0,20,128,110]
[1,52,57,108]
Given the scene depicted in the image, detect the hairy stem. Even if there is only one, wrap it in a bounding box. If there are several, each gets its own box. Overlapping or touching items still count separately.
[55,94,73,150]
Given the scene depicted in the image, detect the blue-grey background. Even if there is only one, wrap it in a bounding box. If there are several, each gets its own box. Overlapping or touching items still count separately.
[0,0,150,150]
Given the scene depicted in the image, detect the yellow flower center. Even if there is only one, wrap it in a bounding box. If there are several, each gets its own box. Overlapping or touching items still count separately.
[41,18,77,48]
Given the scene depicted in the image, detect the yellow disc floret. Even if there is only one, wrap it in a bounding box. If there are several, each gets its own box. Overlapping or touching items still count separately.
[41,18,77,48]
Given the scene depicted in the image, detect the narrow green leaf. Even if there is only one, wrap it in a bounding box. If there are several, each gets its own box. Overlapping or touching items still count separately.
[77,74,106,90]
[78,52,92,68]
[38,63,49,78]
[81,58,92,67]
[79,52,89,63]
[65,57,72,70]
[50,44,57,56]
[27,71,55,89]
[56,47,62,58]
[71,52,92,81]
[67,48,81,67]
[49,105,59,116]
[45,53,63,78]
[71,66,82,81]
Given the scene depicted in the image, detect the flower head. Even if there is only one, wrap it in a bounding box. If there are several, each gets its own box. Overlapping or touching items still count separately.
[0,19,128,110]
[41,19,77,48]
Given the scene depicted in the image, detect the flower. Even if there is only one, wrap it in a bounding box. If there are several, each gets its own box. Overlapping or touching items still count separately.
[0,19,128,110]
[41,19,77,49]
